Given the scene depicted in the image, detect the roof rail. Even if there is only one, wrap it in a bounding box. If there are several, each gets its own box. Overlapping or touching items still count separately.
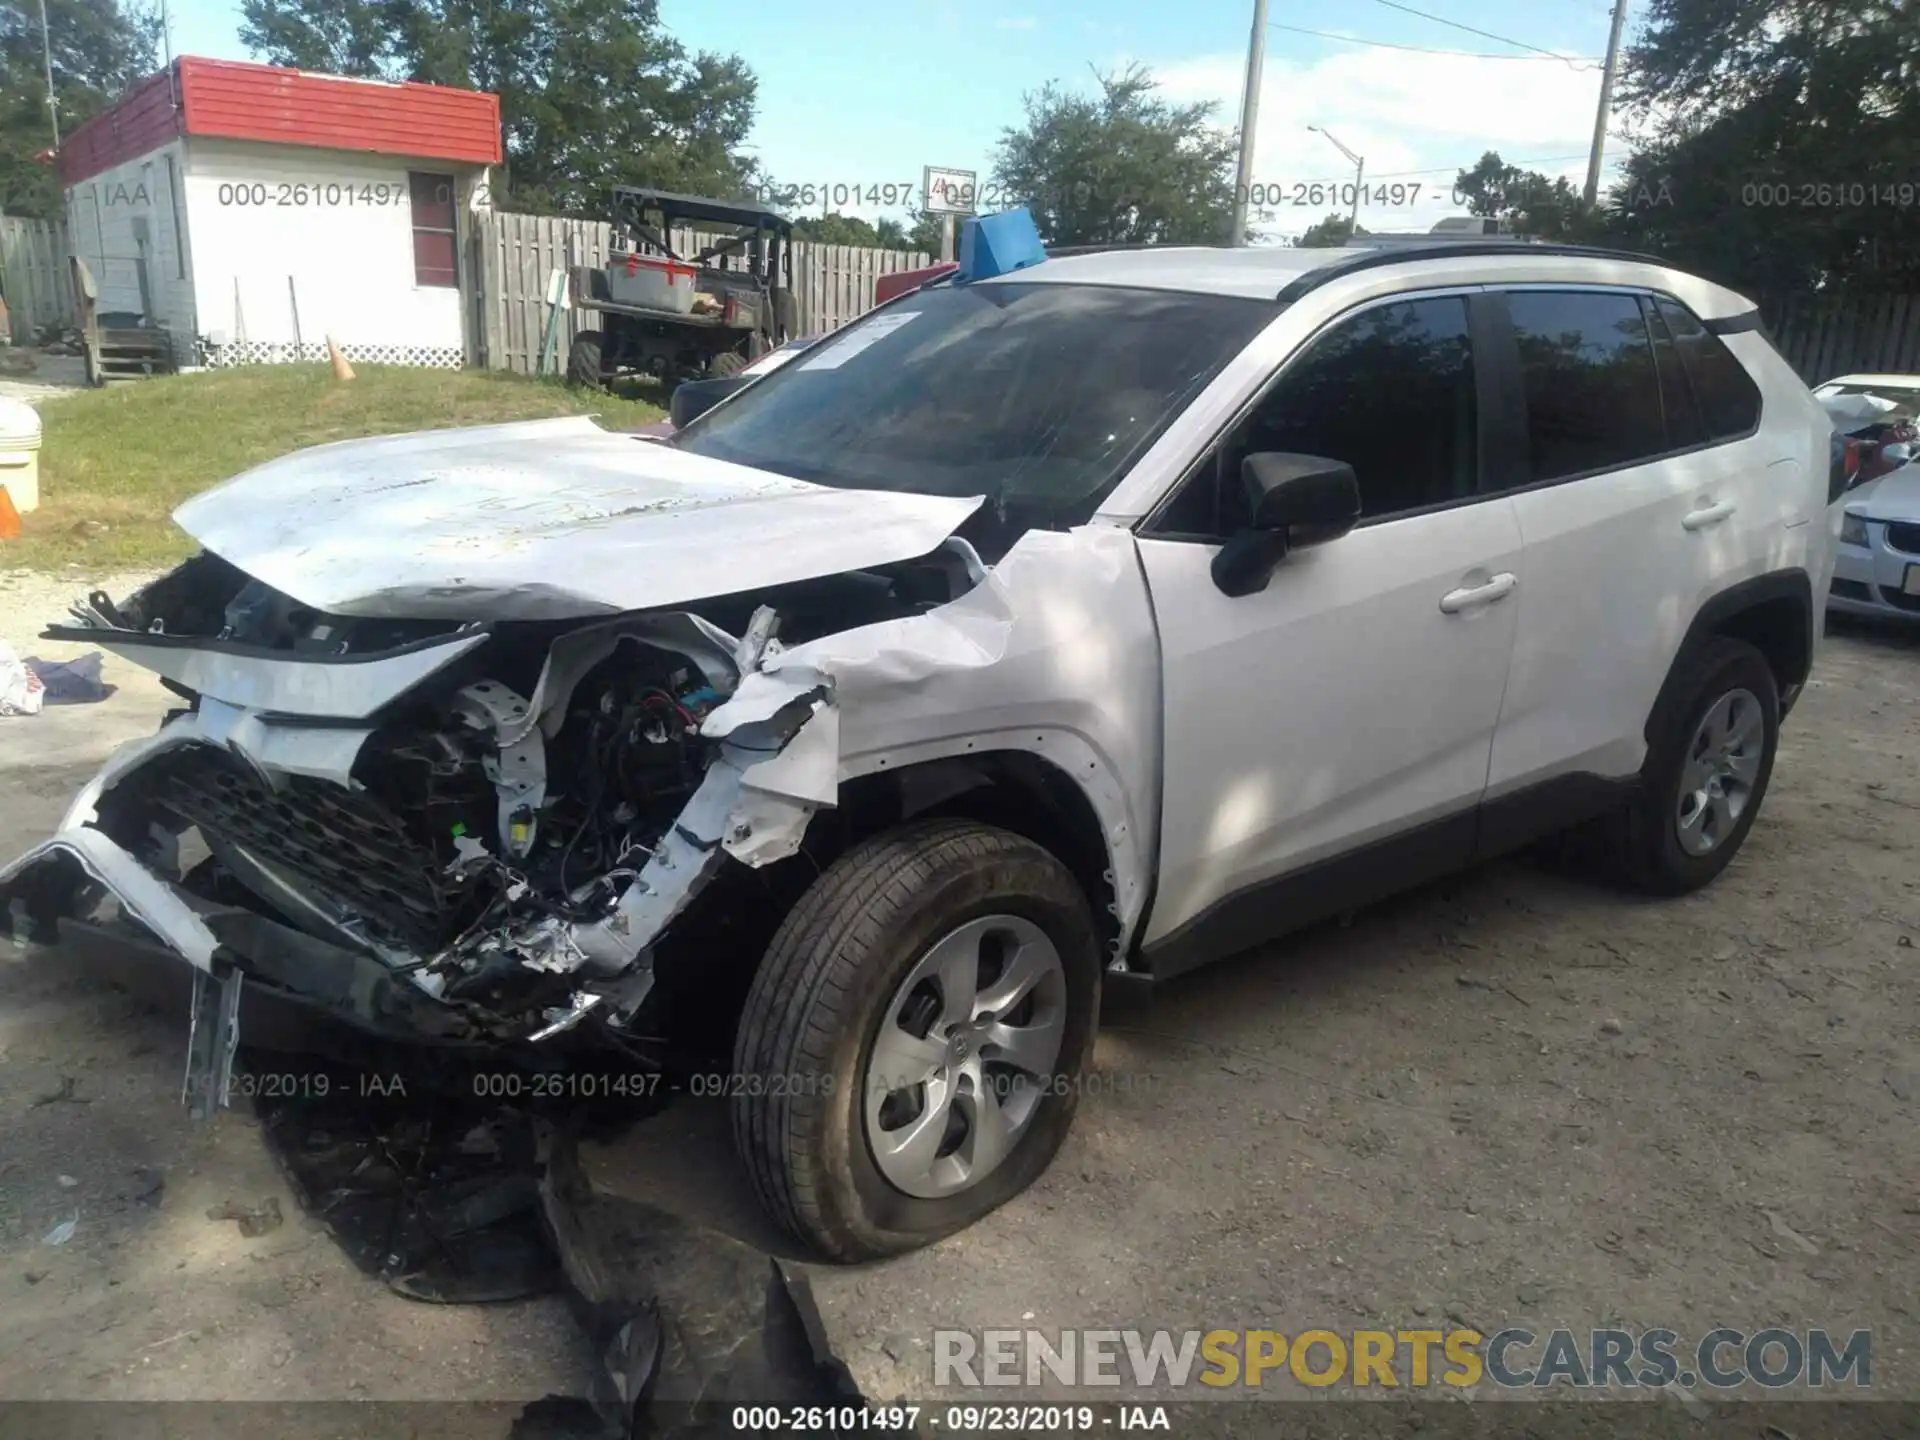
[1276,240,1677,303]
[1043,242,1228,257]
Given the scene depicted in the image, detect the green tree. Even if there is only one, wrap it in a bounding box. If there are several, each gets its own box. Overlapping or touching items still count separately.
[1450,151,1590,239]
[990,64,1240,247]
[239,0,760,216]
[1607,0,1920,293]
[900,205,948,256]
[790,212,882,246]
[1297,212,1365,248]
[1,0,160,218]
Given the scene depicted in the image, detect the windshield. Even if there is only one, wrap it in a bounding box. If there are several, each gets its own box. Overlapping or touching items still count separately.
[671,282,1277,524]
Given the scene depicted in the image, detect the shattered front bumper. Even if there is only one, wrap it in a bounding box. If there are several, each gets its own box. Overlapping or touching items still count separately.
[1,624,840,1115]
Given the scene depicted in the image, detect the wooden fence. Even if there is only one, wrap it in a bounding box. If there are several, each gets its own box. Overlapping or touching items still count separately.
[474,210,932,374]
[1763,292,1920,384]
[0,215,77,344]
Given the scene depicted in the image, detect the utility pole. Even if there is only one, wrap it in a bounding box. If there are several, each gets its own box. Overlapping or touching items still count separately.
[1583,0,1629,207]
[1228,0,1269,247]
[37,0,60,146]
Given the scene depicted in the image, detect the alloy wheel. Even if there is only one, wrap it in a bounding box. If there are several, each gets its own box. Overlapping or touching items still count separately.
[1675,687,1764,857]
[864,915,1068,1200]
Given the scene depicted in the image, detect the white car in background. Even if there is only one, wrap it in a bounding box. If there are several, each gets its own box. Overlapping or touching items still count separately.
[1818,373,1920,621]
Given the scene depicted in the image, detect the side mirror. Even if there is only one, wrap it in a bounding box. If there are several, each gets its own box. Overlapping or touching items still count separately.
[1210,453,1361,598]
[670,375,751,430]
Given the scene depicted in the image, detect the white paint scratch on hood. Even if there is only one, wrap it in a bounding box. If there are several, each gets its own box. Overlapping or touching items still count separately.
[173,416,983,621]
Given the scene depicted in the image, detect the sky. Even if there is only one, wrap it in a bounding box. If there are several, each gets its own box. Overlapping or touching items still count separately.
[156,0,1636,242]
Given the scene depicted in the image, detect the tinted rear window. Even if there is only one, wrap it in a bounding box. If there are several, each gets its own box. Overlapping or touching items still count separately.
[1653,296,1762,440]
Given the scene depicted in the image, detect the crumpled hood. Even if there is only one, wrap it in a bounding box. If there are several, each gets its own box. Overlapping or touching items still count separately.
[173,416,983,621]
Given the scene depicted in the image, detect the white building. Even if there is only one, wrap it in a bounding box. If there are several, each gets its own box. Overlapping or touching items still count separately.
[60,56,501,367]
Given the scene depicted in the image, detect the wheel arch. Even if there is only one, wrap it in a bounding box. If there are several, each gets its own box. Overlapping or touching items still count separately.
[640,740,1144,1060]
[826,743,1137,965]
[1645,569,1813,744]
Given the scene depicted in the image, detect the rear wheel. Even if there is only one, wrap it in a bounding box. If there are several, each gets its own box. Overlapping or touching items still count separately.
[709,349,746,377]
[731,820,1100,1261]
[566,330,606,389]
[1612,636,1780,894]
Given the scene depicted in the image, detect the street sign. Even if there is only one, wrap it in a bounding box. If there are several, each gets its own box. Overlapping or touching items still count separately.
[922,166,978,216]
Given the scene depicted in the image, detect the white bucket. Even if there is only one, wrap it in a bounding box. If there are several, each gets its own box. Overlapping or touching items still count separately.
[0,397,40,515]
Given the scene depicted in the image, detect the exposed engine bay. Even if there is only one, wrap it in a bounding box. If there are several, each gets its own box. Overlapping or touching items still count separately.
[3,541,983,1058]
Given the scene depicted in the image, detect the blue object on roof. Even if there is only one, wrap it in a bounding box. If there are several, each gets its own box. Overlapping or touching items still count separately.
[956,208,1047,283]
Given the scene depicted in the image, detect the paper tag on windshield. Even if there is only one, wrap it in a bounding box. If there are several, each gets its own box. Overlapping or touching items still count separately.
[798,312,920,371]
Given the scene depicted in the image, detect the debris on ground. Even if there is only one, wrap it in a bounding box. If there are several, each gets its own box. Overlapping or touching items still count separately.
[0,643,45,716]
[205,1197,284,1238]
[56,1175,77,1188]
[24,652,113,704]
[533,1129,861,1436]
[1764,1208,1822,1255]
[41,1215,77,1246]
[130,1167,165,1206]
[241,1045,863,1434]
[30,1077,90,1106]
[254,1055,561,1304]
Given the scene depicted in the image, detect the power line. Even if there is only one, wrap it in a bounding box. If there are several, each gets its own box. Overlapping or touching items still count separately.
[1270,19,1602,63]
[1366,0,1597,65]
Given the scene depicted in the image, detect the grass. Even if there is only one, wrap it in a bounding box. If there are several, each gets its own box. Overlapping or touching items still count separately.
[4,365,666,572]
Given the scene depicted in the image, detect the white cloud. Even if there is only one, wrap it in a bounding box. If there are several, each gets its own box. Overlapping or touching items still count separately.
[1140,46,1625,242]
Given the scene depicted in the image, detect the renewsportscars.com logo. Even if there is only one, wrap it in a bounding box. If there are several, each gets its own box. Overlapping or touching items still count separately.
[932,1327,1872,1391]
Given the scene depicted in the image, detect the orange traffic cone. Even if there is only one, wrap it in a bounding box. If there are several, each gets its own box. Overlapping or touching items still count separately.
[0,486,20,541]
[327,335,355,382]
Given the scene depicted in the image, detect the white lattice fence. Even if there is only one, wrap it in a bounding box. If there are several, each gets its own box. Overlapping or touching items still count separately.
[199,339,465,368]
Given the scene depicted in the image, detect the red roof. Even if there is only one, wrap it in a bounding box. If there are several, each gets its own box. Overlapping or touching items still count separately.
[59,57,502,186]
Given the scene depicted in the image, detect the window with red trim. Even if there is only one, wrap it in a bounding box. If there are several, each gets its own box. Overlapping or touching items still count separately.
[409,171,459,288]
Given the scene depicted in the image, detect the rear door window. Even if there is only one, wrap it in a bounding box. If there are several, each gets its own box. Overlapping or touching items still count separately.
[1641,296,1707,450]
[1652,296,1762,440]
[1506,290,1668,483]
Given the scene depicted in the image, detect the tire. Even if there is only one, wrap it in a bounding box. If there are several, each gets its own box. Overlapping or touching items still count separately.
[709,349,746,377]
[566,330,605,389]
[731,819,1101,1261]
[1612,636,1780,895]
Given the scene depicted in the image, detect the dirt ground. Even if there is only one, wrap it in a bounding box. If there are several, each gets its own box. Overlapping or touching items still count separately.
[1,565,1915,1423]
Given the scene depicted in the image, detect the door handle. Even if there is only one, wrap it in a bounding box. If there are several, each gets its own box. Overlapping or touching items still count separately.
[1682,499,1736,530]
[1439,572,1517,614]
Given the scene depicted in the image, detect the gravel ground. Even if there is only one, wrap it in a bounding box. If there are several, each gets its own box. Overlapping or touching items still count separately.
[0,564,1915,1426]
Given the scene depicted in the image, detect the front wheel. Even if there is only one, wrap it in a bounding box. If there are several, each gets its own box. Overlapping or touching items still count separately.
[731,820,1101,1261]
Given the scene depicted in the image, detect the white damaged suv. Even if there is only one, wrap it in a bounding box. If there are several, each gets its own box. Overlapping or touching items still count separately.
[3,238,1838,1260]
